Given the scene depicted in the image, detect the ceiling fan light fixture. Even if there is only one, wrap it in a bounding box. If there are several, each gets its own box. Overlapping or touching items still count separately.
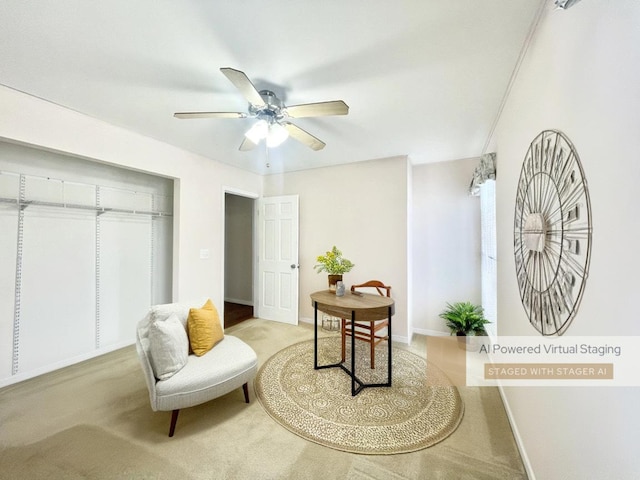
[245,119,268,144]
[267,122,289,148]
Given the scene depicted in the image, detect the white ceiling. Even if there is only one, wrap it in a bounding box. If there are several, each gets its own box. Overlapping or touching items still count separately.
[0,1,542,175]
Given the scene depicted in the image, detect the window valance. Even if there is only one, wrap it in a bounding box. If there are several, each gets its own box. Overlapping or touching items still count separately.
[469,152,496,196]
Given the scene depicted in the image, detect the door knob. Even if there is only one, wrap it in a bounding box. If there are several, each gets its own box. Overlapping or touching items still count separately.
[290,264,300,269]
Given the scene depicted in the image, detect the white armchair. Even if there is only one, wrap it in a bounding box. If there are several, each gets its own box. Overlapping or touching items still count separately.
[136,302,257,437]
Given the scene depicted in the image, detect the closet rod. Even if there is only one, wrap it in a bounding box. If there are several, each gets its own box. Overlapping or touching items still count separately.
[0,197,172,217]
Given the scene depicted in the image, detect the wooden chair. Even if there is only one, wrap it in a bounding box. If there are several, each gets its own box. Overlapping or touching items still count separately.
[341,280,391,369]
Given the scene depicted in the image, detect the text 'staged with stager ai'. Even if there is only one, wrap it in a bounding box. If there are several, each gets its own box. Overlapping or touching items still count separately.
[465,336,638,387]
[424,335,639,387]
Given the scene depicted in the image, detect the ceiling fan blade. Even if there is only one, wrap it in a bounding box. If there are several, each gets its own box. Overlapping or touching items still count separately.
[220,67,266,108]
[239,136,258,151]
[174,112,247,119]
[282,122,326,151]
[285,100,349,118]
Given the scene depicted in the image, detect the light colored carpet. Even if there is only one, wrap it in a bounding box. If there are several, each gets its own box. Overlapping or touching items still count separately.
[0,425,193,479]
[0,319,527,479]
[255,338,463,454]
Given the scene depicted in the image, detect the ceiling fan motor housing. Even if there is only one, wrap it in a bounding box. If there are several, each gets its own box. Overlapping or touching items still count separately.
[249,90,286,123]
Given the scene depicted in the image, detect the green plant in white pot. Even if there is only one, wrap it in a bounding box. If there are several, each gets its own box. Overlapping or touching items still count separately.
[439,301,490,337]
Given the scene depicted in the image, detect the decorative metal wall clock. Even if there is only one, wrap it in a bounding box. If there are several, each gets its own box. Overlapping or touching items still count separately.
[514,130,592,336]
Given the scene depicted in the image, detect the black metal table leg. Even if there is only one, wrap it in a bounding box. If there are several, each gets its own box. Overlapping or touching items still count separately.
[351,310,356,396]
[314,301,318,369]
[314,300,344,372]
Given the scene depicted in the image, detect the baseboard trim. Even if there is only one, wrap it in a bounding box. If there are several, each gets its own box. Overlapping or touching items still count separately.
[224,298,253,306]
[0,340,133,389]
[496,385,536,480]
[412,327,449,337]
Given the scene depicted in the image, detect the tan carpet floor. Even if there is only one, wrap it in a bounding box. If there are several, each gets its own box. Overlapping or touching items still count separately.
[0,319,527,479]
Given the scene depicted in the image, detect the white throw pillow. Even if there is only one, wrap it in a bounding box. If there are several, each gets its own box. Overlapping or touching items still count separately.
[148,313,189,380]
[150,303,192,328]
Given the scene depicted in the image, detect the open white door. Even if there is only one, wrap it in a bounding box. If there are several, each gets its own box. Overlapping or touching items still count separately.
[257,195,299,325]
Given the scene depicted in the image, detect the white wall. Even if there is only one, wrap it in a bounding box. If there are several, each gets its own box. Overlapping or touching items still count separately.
[0,85,262,315]
[412,158,481,335]
[489,2,640,478]
[263,156,411,342]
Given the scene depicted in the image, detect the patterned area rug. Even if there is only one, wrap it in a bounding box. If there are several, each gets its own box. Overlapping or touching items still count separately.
[254,338,464,455]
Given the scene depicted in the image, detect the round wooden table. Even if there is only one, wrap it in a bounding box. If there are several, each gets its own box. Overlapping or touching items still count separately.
[310,290,395,396]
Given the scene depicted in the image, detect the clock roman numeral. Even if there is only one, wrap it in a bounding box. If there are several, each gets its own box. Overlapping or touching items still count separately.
[565,204,579,222]
[563,238,580,255]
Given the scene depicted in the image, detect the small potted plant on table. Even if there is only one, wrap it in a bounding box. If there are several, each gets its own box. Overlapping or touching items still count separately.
[314,246,354,292]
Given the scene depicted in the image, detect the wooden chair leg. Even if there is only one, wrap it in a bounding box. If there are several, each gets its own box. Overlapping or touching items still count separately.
[242,382,250,403]
[370,337,376,369]
[168,409,180,437]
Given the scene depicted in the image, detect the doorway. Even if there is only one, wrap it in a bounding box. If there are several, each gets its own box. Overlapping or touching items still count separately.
[224,193,255,327]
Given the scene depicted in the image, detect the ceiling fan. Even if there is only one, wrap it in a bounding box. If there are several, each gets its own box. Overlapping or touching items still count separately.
[173,67,349,151]
[174,68,349,151]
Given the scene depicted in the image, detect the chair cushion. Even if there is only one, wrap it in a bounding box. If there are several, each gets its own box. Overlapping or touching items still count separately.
[187,299,224,356]
[154,335,257,411]
[148,313,189,380]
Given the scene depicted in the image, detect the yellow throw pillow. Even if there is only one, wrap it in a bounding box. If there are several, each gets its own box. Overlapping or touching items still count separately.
[187,299,224,356]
